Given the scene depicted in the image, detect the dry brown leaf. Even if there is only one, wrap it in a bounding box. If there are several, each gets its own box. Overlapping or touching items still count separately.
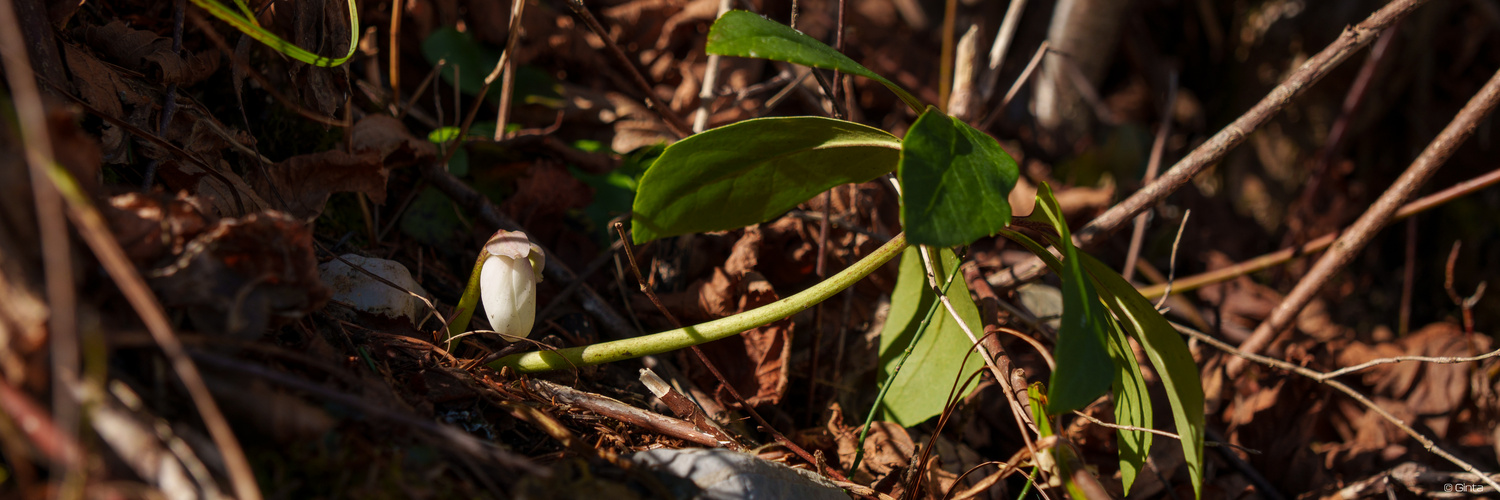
[1399,323,1478,416]
[247,115,434,220]
[61,43,128,120]
[106,191,213,268]
[148,211,328,338]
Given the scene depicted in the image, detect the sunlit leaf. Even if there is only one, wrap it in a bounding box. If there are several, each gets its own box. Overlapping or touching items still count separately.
[631,117,899,244]
[1078,253,1206,499]
[876,246,984,426]
[1031,183,1113,414]
[1107,316,1152,495]
[899,107,1019,247]
[706,11,923,111]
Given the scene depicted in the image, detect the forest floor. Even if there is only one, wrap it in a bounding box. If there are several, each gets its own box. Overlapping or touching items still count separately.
[1,0,1499,498]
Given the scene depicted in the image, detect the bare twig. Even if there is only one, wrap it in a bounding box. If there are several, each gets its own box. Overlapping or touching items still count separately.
[692,0,734,132]
[1398,219,1417,335]
[2,3,263,497]
[637,369,740,449]
[1154,209,1191,310]
[1287,24,1401,240]
[978,0,1030,102]
[1122,70,1179,282]
[493,0,527,140]
[389,0,403,106]
[979,40,1050,130]
[1321,348,1500,381]
[1069,409,1260,456]
[1229,63,1500,377]
[1136,166,1500,299]
[963,265,1043,461]
[528,376,725,448]
[988,0,1429,290]
[1176,322,1500,492]
[398,59,446,120]
[1444,242,1487,336]
[565,0,691,137]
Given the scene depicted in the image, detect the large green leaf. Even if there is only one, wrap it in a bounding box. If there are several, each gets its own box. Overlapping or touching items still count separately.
[1030,184,1113,414]
[899,107,1020,247]
[1107,315,1153,495]
[876,246,984,426]
[630,117,899,244]
[1080,253,1205,498]
[706,10,923,112]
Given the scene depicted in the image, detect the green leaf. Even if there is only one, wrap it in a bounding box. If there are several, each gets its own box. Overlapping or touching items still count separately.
[898,107,1020,247]
[1107,315,1153,495]
[631,117,899,244]
[706,11,923,112]
[876,246,984,426]
[1079,253,1205,499]
[1031,183,1112,414]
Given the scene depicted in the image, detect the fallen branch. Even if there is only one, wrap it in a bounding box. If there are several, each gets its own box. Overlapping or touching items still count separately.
[988,0,1430,290]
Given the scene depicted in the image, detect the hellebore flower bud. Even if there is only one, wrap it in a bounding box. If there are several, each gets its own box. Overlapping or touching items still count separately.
[479,230,545,340]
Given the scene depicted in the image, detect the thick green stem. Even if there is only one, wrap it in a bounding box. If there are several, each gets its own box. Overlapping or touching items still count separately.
[447,251,488,350]
[491,233,909,372]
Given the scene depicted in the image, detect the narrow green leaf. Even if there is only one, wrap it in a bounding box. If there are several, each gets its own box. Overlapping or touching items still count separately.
[876,246,984,426]
[631,117,899,244]
[706,11,923,112]
[1079,253,1205,499]
[1032,184,1113,414]
[1107,315,1153,495]
[190,0,358,67]
[899,107,1020,247]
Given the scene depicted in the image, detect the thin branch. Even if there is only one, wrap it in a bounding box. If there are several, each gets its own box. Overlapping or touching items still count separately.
[1069,410,1261,456]
[565,0,691,137]
[1155,209,1191,310]
[528,377,724,448]
[979,40,1048,131]
[1320,348,1500,381]
[692,0,734,132]
[389,0,404,106]
[1229,62,1500,377]
[1122,70,1179,282]
[493,0,527,140]
[1,3,263,498]
[988,0,1429,290]
[1136,166,1500,299]
[978,0,1030,102]
[1176,322,1500,492]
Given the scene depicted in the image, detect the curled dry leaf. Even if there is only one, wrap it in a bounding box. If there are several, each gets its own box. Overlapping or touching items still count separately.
[651,228,791,407]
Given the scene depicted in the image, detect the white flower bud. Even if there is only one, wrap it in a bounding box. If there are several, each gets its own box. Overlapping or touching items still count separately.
[479,230,544,340]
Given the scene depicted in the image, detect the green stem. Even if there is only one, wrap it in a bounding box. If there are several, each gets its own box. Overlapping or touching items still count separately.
[490,233,909,372]
[849,259,959,474]
[447,251,488,351]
